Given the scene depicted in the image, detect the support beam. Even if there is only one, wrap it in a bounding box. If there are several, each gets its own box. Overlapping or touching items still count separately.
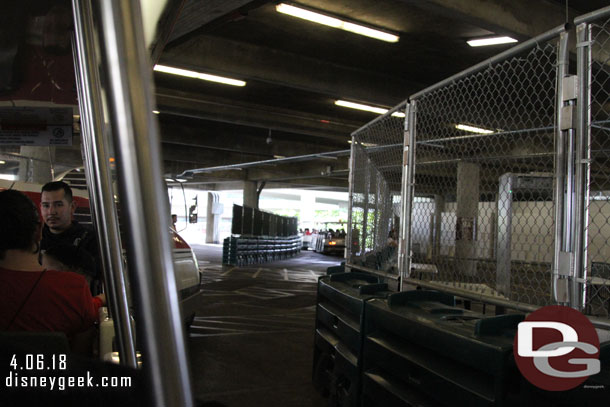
[158,120,346,157]
[155,87,357,143]
[407,0,572,39]
[159,35,420,106]
[168,0,262,43]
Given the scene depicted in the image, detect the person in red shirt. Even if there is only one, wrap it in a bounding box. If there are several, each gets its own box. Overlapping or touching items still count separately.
[42,242,106,314]
[0,190,100,352]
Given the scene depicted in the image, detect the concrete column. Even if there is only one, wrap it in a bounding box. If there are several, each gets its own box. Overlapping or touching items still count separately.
[300,192,316,229]
[205,192,222,243]
[455,162,479,276]
[18,146,55,183]
[432,194,445,258]
[243,181,258,208]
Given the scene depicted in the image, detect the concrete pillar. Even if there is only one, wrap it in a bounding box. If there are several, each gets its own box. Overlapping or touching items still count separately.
[18,146,55,183]
[243,181,258,208]
[205,192,223,243]
[300,192,316,229]
[432,194,445,258]
[455,162,479,276]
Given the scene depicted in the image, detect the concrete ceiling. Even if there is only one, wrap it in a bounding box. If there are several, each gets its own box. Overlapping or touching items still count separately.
[3,0,605,190]
[151,0,607,191]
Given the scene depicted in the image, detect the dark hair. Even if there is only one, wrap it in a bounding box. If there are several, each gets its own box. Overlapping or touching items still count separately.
[41,181,73,202]
[43,243,94,273]
[0,190,40,259]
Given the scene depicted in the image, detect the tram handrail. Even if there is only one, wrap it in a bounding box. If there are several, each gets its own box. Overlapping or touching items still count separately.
[71,0,137,369]
[83,1,195,406]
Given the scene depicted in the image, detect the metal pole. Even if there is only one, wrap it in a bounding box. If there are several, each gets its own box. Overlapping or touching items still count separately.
[397,104,409,284]
[574,23,593,311]
[399,102,416,291]
[552,32,569,305]
[345,135,356,262]
[94,1,194,406]
[71,0,137,367]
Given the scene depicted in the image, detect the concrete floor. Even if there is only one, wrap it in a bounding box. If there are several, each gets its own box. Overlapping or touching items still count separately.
[188,244,342,406]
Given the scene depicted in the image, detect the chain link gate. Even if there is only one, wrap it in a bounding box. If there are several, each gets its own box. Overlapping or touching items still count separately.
[404,27,568,308]
[576,7,610,320]
[346,102,407,280]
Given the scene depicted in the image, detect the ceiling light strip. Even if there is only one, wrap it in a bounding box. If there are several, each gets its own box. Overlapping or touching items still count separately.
[455,124,494,134]
[335,100,405,118]
[467,36,517,47]
[153,64,246,87]
[276,3,398,43]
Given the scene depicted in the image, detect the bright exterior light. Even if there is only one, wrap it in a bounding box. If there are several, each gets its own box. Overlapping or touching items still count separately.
[455,124,494,134]
[153,64,246,87]
[335,100,405,118]
[467,36,517,47]
[0,174,17,181]
[0,160,5,164]
[276,3,399,43]
[152,110,160,114]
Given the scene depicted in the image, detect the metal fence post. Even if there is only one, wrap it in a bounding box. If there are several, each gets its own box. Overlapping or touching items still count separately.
[346,135,356,262]
[574,22,593,311]
[552,31,570,306]
[399,102,416,290]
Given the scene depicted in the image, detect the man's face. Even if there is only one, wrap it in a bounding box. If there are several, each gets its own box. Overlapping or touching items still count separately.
[41,189,76,233]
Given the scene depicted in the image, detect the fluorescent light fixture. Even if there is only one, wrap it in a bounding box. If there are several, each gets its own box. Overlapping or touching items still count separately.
[347,140,378,147]
[153,64,246,87]
[276,3,398,43]
[152,110,160,114]
[335,100,405,118]
[0,174,17,181]
[0,160,5,164]
[165,178,175,182]
[175,178,188,183]
[455,124,494,134]
[467,36,517,47]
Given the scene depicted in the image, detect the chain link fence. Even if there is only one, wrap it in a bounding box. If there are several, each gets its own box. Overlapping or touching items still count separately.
[580,12,610,318]
[407,34,562,307]
[347,102,406,276]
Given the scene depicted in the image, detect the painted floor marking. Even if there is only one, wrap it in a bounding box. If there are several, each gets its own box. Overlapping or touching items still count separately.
[221,267,236,276]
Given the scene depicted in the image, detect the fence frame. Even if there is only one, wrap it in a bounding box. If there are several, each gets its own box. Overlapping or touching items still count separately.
[402,24,570,314]
[346,101,407,281]
[574,6,610,317]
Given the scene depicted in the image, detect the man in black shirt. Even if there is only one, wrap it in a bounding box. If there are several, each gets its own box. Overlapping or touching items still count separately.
[40,181,101,293]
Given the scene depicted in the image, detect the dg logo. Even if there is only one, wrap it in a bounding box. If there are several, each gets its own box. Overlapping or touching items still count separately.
[514,305,601,391]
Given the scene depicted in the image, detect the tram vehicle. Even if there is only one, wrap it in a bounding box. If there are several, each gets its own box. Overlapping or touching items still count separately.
[0,179,202,328]
[310,222,347,255]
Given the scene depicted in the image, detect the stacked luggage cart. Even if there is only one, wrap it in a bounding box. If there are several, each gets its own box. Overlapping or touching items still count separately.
[313,272,392,406]
[222,235,302,266]
[222,204,301,266]
[313,272,610,406]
